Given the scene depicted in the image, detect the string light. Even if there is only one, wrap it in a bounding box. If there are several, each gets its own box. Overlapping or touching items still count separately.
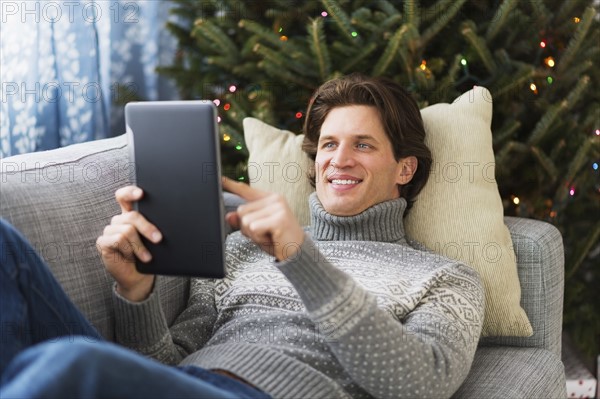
[351,31,358,37]
[321,11,328,17]
[420,60,427,70]
[235,144,243,150]
[280,35,288,41]
[544,57,555,67]
[295,112,303,119]
[569,187,576,196]
[513,196,520,205]
[213,99,220,106]
[228,85,237,93]
[223,103,231,111]
[217,116,222,123]
[547,76,554,84]
[593,162,598,171]
[223,134,231,142]
[540,40,547,48]
[278,27,283,33]
[460,58,467,66]
[550,210,557,218]
[529,83,538,94]
[595,129,600,136]
[573,17,581,23]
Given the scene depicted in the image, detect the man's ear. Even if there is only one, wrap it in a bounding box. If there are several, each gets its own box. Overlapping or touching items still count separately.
[396,156,418,185]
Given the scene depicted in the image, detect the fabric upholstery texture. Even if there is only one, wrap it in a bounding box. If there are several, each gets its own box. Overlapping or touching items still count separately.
[452,346,567,398]
[241,87,532,337]
[0,135,188,339]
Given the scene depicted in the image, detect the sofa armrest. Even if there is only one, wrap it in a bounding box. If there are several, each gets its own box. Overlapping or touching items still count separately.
[480,217,565,356]
[0,136,189,340]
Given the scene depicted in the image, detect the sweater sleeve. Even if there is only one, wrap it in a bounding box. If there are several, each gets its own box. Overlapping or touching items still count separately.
[113,277,218,366]
[276,235,485,399]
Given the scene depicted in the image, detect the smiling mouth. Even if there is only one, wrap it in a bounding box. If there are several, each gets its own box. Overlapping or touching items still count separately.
[330,179,362,185]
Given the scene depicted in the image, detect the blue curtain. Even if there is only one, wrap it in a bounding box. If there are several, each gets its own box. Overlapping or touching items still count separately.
[0,1,177,157]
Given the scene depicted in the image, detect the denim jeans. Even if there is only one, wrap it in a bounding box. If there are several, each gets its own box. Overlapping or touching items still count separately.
[0,219,270,398]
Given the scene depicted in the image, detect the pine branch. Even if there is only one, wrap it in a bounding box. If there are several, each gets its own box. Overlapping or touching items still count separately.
[528,0,552,26]
[427,54,462,104]
[219,123,245,147]
[308,18,331,81]
[240,37,260,59]
[165,22,194,46]
[341,42,378,74]
[526,103,562,147]
[554,138,595,207]
[421,0,467,46]
[530,146,558,183]
[493,119,521,147]
[192,19,239,58]
[252,43,316,78]
[557,7,596,74]
[556,0,583,24]
[567,75,590,104]
[258,59,316,89]
[239,19,293,51]
[460,21,497,74]
[560,60,594,84]
[376,0,400,17]
[250,96,277,125]
[320,0,359,44]
[492,64,534,99]
[403,0,420,30]
[372,24,411,76]
[371,14,403,42]
[222,96,249,128]
[351,8,379,33]
[485,0,519,42]
[421,0,455,23]
[566,221,600,280]
[239,19,314,66]
[495,140,529,176]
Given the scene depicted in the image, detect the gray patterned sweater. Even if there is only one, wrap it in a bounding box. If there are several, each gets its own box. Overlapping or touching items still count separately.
[113,193,484,398]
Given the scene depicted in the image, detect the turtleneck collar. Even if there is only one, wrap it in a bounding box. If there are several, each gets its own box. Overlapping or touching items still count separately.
[308,192,407,243]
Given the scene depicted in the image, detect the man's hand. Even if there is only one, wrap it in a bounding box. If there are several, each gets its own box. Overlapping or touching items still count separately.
[96,186,162,302]
[222,177,305,262]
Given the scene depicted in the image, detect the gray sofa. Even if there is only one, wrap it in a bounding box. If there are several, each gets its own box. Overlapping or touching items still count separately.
[0,135,567,398]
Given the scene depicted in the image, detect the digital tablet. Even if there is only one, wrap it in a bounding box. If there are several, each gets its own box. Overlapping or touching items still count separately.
[125,101,226,278]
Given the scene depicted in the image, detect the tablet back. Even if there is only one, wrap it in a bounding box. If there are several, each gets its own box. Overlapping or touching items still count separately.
[125,101,225,278]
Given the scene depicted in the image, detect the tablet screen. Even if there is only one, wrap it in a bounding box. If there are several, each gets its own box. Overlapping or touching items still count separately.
[125,101,225,278]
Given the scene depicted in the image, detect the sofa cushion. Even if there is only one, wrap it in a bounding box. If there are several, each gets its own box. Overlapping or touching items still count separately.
[241,86,533,337]
[452,346,567,398]
[0,135,189,340]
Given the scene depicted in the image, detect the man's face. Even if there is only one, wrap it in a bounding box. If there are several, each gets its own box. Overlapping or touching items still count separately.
[315,105,416,216]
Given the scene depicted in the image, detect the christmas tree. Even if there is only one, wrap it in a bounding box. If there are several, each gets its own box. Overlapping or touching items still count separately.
[158,0,600,360]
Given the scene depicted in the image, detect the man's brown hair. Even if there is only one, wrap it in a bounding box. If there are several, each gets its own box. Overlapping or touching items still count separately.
[302,73,432,210]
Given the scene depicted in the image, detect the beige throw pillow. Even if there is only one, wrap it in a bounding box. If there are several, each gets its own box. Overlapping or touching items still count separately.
[242,86,533,337]
[405,87,532,337]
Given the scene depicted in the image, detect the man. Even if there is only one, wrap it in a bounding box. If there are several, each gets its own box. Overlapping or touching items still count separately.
[0,74,484,398]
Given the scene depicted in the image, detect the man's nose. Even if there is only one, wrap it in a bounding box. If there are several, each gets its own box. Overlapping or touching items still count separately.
[331,144,356,169]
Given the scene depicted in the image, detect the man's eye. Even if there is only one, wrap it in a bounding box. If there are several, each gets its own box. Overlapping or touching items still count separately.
[323,142,336,149]
[357,143,371,149]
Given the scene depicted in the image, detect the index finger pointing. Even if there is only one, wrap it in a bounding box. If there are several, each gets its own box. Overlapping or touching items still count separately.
[221,177,268,201]
[115,186,144,213]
